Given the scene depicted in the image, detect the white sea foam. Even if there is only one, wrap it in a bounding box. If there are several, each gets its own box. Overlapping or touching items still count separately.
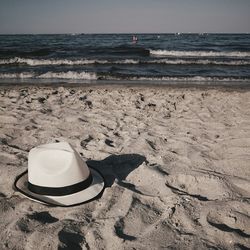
[126,76,249,82]
[0,72,35,78]
[116,59,139,64]
[0,71,97,80]
[150,50,250,58]
[0,57,108,66]
[38,71,97,80]
[147,59,250,65]
[93,74,249,82]
[0,57,140,66]
[0,71,248,82]
[1,57,248,66]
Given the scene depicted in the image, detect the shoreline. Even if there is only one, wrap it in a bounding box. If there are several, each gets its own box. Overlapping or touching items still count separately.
[1,80,250,92]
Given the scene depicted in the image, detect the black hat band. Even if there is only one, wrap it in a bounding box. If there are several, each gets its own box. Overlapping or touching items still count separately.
[28,173,93,196]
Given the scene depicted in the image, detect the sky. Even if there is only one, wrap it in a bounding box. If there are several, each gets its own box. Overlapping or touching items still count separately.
[0,0,250,34]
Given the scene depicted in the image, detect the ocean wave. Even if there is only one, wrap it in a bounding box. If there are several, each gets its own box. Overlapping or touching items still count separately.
[150,50,250,58]
[122,76,250,82]
[0,71,97,80]
[116,59,139,64]
[0,57,139,66]
[0,58,105,66]
[147,59,250,66]
[1,57,249,66]
[38,71,97,80]
[99,74,250,82]
[0,73,35,79]
[0,71,249,82]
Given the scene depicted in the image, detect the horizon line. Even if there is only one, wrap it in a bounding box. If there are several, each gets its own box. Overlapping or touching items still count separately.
[0,32,249,35]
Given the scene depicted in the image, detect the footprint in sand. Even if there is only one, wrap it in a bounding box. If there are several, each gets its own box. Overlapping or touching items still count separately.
[227,178,250,198]
[207,207,250,239]
[165,173,230,201]
[114,197,163,241]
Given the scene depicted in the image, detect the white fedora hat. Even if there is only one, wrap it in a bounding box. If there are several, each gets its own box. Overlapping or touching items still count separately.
[14,142,105,207]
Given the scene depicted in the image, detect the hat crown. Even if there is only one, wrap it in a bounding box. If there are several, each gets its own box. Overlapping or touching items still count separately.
[28,142,90,187]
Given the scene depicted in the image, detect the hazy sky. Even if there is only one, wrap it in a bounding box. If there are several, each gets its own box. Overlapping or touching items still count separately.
[0,0,250,34]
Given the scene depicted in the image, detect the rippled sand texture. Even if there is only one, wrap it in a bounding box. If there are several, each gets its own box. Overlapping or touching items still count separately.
[0,85,250,249]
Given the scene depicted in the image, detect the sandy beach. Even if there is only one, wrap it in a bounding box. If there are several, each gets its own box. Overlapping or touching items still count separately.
[0,84,250,249]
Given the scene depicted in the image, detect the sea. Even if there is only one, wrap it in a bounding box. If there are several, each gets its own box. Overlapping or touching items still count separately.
[0,33,250,86]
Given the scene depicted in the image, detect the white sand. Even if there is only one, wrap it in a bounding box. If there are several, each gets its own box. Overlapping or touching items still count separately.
[0,85,250,249]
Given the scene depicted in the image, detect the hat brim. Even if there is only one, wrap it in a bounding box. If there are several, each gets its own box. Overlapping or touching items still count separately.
[14,167,105,207]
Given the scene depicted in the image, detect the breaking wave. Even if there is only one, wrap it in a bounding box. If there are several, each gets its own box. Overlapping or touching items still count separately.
[104,75,250,82]
[150,50,250,58]
[1,57,249,66]
[0,71,97,80]
[128,76,250,82]
[0,57,139,66]
[0,71,249,82]
[0,58,106,66]
[0,73,35,79]
[147,59,250,66]
[38,71,97,80]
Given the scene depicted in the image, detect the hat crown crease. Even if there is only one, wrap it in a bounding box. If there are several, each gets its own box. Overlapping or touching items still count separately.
[28,142,90,188]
